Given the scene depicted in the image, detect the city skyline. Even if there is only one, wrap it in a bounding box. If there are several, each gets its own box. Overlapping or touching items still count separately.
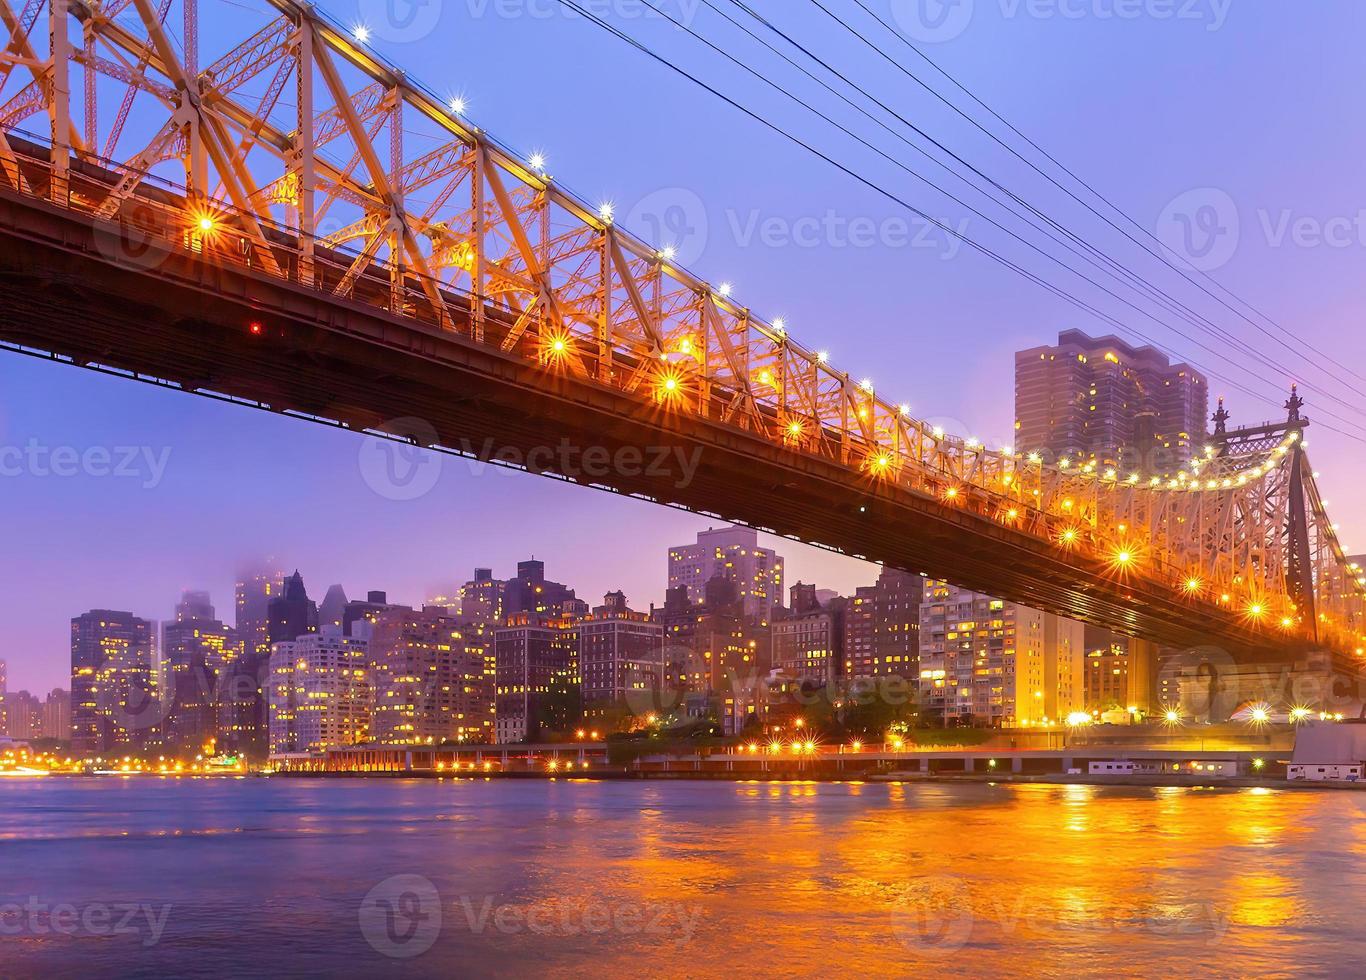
[5,1,1366,696]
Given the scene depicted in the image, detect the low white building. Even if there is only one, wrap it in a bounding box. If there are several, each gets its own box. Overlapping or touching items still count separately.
[1287,720,1366,782]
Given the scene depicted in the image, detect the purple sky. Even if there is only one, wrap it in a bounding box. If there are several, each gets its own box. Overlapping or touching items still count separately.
[4,0,1366,693]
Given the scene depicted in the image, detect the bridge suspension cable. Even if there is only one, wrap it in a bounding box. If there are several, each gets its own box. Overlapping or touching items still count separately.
[824,0,1366,408]
[555,0,1366,446]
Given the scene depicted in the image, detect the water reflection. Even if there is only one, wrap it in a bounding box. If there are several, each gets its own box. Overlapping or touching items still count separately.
[0,779,1359,977]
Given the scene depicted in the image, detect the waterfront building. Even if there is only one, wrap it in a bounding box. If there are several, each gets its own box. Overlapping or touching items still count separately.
[578,592,664,719]
[268,625,370,756]
[494,610,581,743]
[843,567,922,679]
[668,526,784,624]
[917,583,1084,726]
[1015,329,1209,475]
[368,607,494,745]
[70,609,155,756]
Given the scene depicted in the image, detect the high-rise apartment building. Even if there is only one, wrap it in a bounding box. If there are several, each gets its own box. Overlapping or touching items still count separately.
[1015,329,1209,475]
[268,625,371,756]
[1,689,41,740]
[578,592,664,718]
[235,563,283,664]
[459,568,506,628]
[918,583,1084,727]
[843,567,922,679]
[668,526,784,624]
[70,610,155,756]
[368,607,494,746]
[160,591,236,758]
[494,610,581,744]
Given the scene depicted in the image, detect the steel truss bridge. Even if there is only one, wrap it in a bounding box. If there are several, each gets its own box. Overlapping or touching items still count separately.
[0,0,1361,675]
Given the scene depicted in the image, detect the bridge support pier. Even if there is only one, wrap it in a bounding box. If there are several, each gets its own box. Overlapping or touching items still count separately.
[1130,638,1158,713]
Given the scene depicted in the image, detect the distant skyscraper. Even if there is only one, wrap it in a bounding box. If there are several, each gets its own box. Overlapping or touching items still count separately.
[368,607,494,746]
[844,567,922,679]
[70,610,155,756]
[342,591,407,637]
[235,562,283,663]
[917,583,1084,727]
[268,625,370,756]
[268,571,319,644]
[668,526,784,624]
[41,688,70,741]
[503,560,578,617]
[318,585,349,631]
[161,591,235,758]
[459,568,505,628]
[2,689,42,740]
[494,610,581,744]
[578,592,664,719]
[1015,329,1209,475]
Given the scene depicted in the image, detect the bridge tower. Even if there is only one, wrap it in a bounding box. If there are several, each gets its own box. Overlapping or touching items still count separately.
[1213,386,1317,640]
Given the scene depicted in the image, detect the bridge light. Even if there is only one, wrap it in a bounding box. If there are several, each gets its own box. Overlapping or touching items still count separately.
[817,350,829,363]
[352,24,370,42]
[859,378,874,394]
[717,282,733,298]
[1059,457,1070,469]
[943,487,959,501]
[786,419,803,438]
[1248,602,1265,618]
[659,245,676,260]
[1005,508,1018,520]
[1249,706,1270,724]
[874,454,892,469]
[1028,452,1041,463]
[528,152,547,172]
[597,202,614,223]
[1164,710,1181,724]
[932,426,945,439]
[1059,527,1078,545]
[850,740,862,751]
[1280,616,1294,629]
[1184,577,1201,593]
[1065,711,1091,728]
[248,321,263,336]
[899,404,910,417]
[772,318,786,333]
[1114,549,1134,566]
[448,97,467,115]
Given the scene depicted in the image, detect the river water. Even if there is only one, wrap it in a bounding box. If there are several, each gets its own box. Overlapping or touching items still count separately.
[0,777,1360,977]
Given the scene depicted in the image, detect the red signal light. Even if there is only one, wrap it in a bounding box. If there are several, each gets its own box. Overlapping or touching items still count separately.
[249,321,263,335]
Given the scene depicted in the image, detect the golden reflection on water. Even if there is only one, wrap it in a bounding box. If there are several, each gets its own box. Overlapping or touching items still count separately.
[514,782,1359,978]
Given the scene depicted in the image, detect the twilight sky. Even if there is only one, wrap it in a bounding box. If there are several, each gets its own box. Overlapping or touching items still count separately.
[3,0,1366,693]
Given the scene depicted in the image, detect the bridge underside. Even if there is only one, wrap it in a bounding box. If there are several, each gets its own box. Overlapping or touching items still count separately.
[0,188,1326,667]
